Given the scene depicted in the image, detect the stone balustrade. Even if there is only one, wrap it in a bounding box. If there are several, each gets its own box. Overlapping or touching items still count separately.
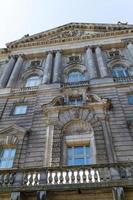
[113,76,133,82]
[0,162,132,192]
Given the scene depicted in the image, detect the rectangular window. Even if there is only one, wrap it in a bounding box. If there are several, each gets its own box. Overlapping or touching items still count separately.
[67,145,91,166]
[13,105,27,115]
[128,95,133,105]
[0,148,16,168]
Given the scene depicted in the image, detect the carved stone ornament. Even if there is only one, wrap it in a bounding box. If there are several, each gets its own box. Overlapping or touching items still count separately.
[42,94,112,118]
[0,124,28,146]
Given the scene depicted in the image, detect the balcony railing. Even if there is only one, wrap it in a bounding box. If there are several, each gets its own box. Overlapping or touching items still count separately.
[113,76,133,83]
[61,80,89,88]
[0,163,132,192]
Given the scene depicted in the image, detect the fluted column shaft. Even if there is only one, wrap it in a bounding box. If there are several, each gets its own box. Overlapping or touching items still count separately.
[86,47,97,79]
[0,56,16,88]
[42,52,53,84]
[127,42,133,58]
[53,51,62,83]
[7,55,23,87]
[95,46,108,77]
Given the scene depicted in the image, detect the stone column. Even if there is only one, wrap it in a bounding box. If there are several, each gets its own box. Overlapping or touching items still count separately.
[112,187,125,200]
[0,56,16,88]
[53,51,62,83]
[95,46,108,77]
[127,42,133,58]
[42,52,53,84]
[11,192,24,200]
[7,55,23,88]
[37,191,47,200]
[86,47,97,79]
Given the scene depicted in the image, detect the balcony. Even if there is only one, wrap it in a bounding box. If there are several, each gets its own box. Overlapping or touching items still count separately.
[61,80,89,88]
[113,76,133,83]
[0,162,132,192]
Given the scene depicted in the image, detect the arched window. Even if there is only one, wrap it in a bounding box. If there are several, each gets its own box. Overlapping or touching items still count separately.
[67,71,85,82]
[112,64,129,77]
[25,75,41,87]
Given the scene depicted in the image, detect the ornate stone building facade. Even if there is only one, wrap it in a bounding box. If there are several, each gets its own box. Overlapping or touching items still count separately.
[0,22,133,199]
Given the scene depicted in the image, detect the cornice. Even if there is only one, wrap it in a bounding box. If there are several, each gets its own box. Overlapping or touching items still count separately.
[6,28,133,51]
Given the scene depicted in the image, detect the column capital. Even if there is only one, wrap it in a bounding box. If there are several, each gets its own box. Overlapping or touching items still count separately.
[53,50,62,54]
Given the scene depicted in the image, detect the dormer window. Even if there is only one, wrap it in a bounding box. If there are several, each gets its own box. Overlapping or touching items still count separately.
[67,71,85,83]
[25,75,41,87]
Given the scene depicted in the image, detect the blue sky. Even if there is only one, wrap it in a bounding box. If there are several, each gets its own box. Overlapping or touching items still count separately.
[0,0,132,47]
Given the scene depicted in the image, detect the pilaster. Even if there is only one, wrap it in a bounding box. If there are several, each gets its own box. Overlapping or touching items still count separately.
[86,46,97,79]
[42,52,53,84]
[53,51,62,83]
[7,55,23,88]
[0,56,16,88]
[95,46,108,78]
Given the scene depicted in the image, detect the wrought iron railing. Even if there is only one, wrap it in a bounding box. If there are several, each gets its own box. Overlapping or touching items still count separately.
[0,163,132,191]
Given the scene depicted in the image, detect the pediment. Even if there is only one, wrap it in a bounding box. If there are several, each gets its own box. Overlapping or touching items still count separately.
[6,22,133,49]
[0,124,29,145]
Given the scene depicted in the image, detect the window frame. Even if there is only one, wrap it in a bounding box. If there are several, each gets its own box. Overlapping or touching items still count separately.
[63,133,96,166]
[67,145,91,166]
[0,148,16,169]
[12,104,28,115]
[25,75,41,87]
[67,71,85,83]
[128,95,133,105]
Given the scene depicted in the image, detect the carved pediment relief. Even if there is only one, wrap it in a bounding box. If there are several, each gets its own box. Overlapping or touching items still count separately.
[42,94,112,118]
[6,22,133,49]
[0,124,28,146]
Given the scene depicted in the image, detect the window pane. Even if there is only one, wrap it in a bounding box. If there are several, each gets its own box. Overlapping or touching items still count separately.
[0,160,7,168]
[85,146,90,154]
[14,105,27,115]
[2,149,12,158]
[75,158,84,165]
[26,76,41,87]
[7,160,14,168]
[86,158,92,165]
[0,148,16,169]
[128,96,133,105]
[67,159,73,166]
[68,71,85,82]
[67,148,73,158]
[10,149,16,158]
[67,145,91,166]
[74,146,84,155]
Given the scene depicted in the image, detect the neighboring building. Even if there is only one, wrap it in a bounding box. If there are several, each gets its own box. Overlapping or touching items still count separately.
[0,22,133,200]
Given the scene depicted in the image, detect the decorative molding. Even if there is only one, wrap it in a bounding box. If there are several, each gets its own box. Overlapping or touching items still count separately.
[5,23,133,50]
[0,124,29,146]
